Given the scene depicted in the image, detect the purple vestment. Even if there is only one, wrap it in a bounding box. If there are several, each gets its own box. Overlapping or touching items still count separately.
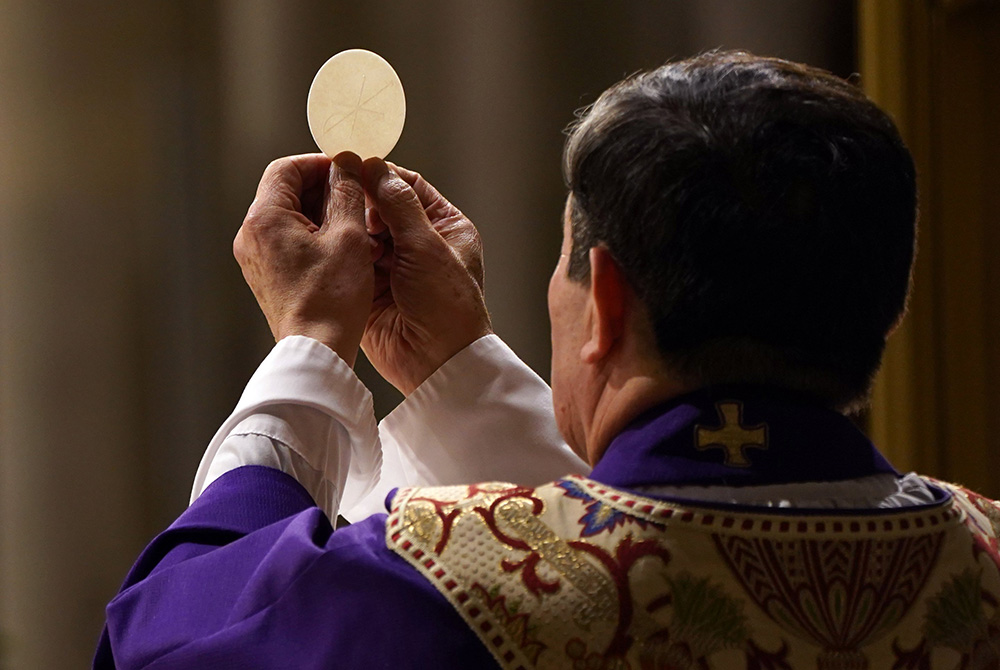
[94,465,496,668]
[94,387,942,668]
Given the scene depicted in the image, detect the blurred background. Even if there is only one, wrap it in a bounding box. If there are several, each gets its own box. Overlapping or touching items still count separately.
[0,0,996,666]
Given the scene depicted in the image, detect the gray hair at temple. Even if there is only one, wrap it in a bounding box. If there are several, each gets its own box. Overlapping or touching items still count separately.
[562,51,917,414]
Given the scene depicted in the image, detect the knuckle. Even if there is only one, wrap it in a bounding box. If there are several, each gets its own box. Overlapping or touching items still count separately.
[233,229,245,261]
[233,222,266,263]
[236,210,280,249]
[240,211,267,236]
[380,176,413,204]
[332,176,366,210]
[455,222,482,249]
[263,157,289,177]
[462,220,482,242]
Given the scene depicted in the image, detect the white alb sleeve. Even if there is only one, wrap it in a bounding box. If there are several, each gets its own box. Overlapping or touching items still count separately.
[340,334,589,521]
[190,336,380,520]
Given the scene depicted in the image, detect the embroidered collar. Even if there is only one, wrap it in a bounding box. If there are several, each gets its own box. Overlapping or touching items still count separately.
[589,386,899,491]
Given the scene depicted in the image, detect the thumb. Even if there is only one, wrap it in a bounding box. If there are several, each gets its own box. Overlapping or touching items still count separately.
[324,152,366,230]
[362,158,438,245]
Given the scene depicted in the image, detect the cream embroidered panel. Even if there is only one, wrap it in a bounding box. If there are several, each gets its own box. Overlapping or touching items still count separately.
[387,475,1000,669]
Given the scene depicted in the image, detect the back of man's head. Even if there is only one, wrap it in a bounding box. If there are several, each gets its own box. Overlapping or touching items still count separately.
[563,51,917,413]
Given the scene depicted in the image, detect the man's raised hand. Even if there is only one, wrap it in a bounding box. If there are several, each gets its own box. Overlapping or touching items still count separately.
[361,159,492,395]
[233,152,374,366]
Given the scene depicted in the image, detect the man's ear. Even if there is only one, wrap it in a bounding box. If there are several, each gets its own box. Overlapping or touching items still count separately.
[581,245,628,364]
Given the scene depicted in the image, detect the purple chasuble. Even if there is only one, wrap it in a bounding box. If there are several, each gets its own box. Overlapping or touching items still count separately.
[95,387,942,668]
[94,466,498,669]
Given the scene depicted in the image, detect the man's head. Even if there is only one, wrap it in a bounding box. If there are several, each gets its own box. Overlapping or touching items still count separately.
[549,51,917,458]
[550,52,916,462]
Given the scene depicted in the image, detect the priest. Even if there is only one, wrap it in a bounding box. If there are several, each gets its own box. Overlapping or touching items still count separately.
[95,51,1000,669]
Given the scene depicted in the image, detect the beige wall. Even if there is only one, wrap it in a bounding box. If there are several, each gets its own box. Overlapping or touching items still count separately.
[0,1,852,666]
[863,0,1000,496]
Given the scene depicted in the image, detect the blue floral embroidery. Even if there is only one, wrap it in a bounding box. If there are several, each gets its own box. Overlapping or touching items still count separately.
[578,502,630,537]
[556,480,631,537]
[556,479,594,502]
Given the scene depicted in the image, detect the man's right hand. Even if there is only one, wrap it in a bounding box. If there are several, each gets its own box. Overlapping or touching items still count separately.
[233,153,372,367]
[360,159,492,395]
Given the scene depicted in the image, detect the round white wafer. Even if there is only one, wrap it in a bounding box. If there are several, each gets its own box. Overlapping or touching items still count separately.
[307,49,406,159]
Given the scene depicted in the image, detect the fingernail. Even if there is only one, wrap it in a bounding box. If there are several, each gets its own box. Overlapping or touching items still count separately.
[333,151,362,176]
[362,158,390,190]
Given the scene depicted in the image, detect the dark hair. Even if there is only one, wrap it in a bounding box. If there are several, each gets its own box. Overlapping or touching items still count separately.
[563,51,917,412]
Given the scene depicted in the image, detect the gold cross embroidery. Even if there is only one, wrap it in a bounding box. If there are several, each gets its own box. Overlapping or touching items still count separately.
[695,401,768,467]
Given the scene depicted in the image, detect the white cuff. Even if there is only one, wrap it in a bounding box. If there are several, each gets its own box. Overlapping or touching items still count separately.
[191,336,380,515]
[341,334,588,521]
[203,410,339,517]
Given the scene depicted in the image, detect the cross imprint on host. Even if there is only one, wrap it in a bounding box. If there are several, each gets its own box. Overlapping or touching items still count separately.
[695,401,768,467]
[323,74,391,138]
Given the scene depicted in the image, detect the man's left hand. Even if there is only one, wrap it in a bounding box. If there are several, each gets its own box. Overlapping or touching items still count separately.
[359,159,492,395]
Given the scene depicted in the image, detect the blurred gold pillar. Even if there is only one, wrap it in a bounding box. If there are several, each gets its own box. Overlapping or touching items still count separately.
[863,0,1000,494]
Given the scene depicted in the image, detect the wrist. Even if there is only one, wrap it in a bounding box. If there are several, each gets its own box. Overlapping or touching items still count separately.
[277,322,360,367]
[403,324,494,395]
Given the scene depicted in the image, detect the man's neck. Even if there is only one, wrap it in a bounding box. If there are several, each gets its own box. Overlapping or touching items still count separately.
[584,370,690,466]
